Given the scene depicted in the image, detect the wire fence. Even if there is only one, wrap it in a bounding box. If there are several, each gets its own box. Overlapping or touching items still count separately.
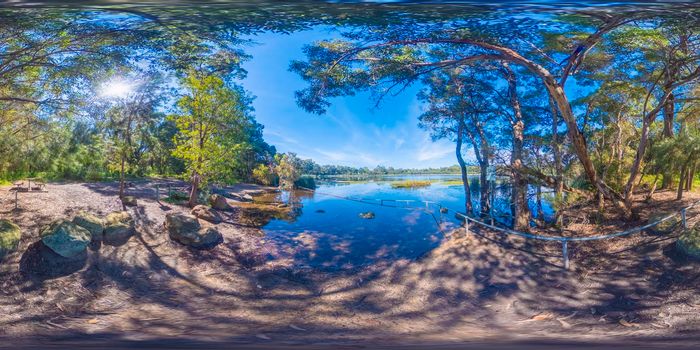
[300,187,700,270]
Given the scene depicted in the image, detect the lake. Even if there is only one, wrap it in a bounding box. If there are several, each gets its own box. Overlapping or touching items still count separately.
[256,175,555,270]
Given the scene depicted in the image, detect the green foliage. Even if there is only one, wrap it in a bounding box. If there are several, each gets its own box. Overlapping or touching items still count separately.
[169,70,266,187]
[390,180,432,189]
[275,153,303,189]
[294,176,316,190]
[252,163,278,186]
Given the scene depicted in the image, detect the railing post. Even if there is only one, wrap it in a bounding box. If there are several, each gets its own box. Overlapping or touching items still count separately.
[562,240,570,270]
[465,217,469,236]
[681,209,687,229]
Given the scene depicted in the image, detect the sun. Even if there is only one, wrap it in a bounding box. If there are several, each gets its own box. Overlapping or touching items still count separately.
[100,78,134,99]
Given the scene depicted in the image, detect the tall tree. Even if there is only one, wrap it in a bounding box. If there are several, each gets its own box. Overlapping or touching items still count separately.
[169,71,254,207]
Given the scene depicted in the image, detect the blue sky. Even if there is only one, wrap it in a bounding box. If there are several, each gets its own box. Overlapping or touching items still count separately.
[241,28,458,169]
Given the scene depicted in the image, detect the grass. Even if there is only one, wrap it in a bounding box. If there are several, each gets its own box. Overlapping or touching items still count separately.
[390,180,432,189]
[440,179,464,186]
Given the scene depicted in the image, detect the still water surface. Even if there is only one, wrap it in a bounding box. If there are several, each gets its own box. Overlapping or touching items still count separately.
[258,175,555,270]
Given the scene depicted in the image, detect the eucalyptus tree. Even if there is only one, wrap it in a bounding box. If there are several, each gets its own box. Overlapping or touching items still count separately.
[97,73,164,200]
[169,71,257,207]
[587,23,700,211]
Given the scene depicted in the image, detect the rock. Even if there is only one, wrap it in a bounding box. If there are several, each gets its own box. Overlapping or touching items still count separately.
[165,213,222,249]
[647,213,680,234]
[0,219,21,259]
[209,194,230,210]
[193,227,223,249]
[121,195,138,207]
[677,223,700,260]
[103,211,135,246]
[165,213,201,234]
[19,241,86,278]
[40,219,91,258]
[359,211,375,219]
[72,211,104,241]
[191,205,222,223]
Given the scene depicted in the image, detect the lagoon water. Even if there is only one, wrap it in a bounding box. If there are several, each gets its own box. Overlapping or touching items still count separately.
[259,175,555,270]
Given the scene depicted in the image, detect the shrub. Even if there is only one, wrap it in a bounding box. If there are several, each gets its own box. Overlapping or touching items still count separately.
[252,163,278,186]
[294,176,316,190]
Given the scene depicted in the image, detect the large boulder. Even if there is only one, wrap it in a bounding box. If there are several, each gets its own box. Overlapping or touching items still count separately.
[19,241,86,278]
[647,213,680,234]
[209,194,230,210]
[0,219,21,259]
[677,223,700,260]
[191,205,222,223]
[72,211,104,241]
[40,219,91,258]
[165,213,222,249]
[103,211,135,246]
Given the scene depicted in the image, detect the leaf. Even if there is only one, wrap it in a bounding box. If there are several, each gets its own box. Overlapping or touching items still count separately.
[619,319,637,327]
[86,318,98,324]
[531,312,553,321]
[255,334,271,340]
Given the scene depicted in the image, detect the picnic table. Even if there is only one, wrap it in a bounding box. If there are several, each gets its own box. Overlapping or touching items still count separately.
[11,178,45,191]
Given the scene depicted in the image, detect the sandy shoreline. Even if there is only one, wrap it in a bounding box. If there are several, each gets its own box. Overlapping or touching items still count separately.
[0,180,699,347]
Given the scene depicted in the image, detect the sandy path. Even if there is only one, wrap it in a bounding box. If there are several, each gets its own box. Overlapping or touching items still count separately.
[0,181,699,348]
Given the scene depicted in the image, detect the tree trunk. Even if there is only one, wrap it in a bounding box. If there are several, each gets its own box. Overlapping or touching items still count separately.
[536,185,544,220]
[646,174,659,202]
[677,165,686,200]
[456,120,473,214]
[548,97,564,197]
[503,63,529,231]
[189,172,200,208]
[119,153,126,199]
[688,165,695,191]
[479,140,491,217]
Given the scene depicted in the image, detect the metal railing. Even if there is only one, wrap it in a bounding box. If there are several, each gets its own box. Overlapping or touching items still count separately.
[302,187,700,270]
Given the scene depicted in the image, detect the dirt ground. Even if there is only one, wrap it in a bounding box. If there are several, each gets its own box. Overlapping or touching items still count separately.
[0,180,699,348]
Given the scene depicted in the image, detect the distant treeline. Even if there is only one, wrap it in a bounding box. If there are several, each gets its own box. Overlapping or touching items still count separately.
[296,160,479,176]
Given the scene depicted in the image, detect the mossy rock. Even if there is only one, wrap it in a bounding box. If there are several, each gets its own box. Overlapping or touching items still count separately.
[647,213,680,234]
[72,211,104,241]
[103,211,135,246]
[165,213,221,249]
[40,219,91,258]
[677,224,700,260]
[0,219,21,259]
[209,194,230,210]
[191,205,222,223]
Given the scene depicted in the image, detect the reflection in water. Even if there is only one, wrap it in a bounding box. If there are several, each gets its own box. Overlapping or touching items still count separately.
[254,175,553,270]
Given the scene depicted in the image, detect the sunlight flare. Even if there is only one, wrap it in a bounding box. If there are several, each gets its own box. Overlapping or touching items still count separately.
[99,78,134,98]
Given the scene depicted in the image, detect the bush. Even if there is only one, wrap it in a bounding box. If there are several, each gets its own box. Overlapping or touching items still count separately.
[252,163,278,186]
[294,176,316,190]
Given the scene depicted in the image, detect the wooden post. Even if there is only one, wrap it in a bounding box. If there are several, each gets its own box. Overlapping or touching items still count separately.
[681,209,687,229]
[562,240,570,270]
